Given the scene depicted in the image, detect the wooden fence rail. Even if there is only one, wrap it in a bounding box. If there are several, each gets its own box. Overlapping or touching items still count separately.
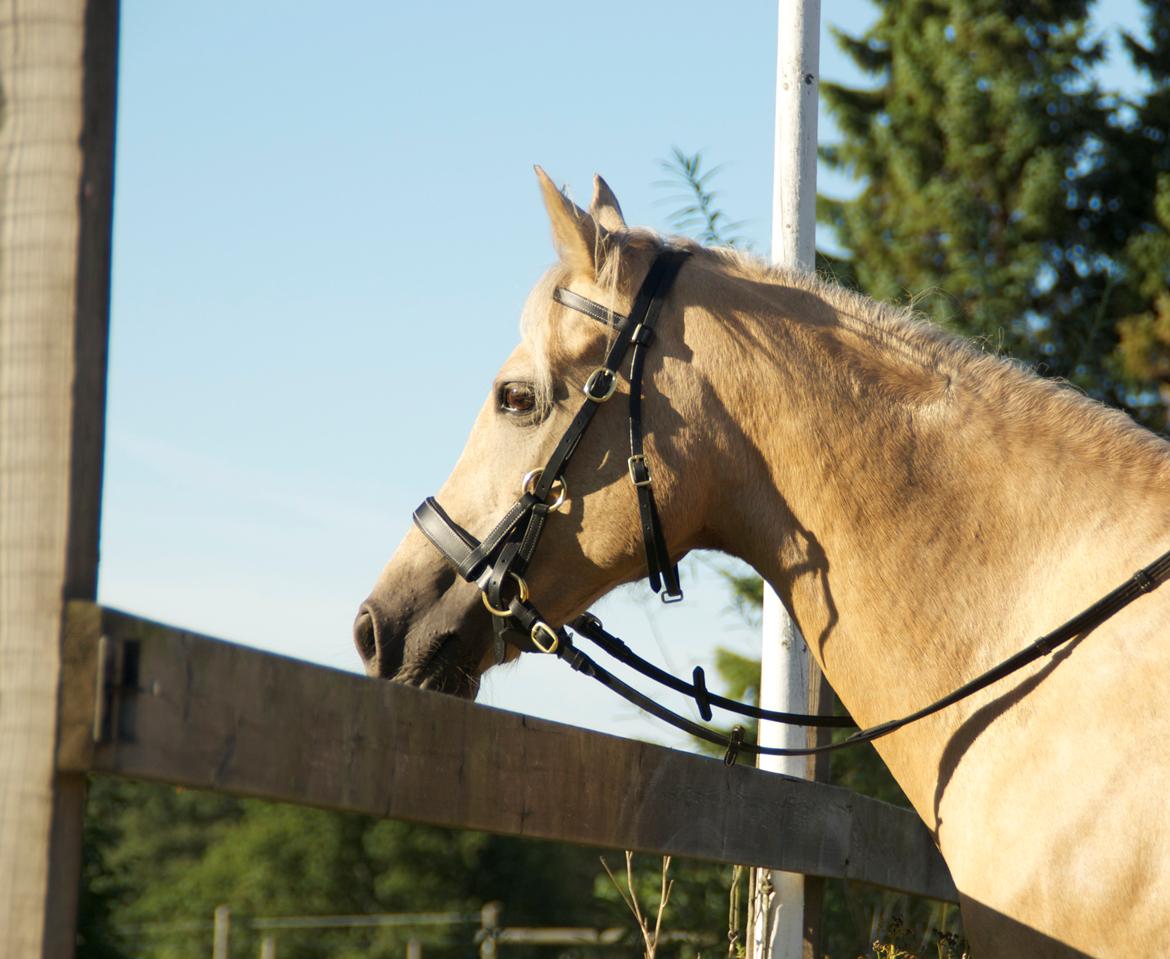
[57,602,957,903]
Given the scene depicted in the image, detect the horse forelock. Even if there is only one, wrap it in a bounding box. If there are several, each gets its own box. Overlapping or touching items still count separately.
[518,228,664,413]
[517,271,561,415]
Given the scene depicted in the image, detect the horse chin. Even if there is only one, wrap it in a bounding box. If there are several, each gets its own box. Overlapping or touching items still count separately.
[392,632,482,700]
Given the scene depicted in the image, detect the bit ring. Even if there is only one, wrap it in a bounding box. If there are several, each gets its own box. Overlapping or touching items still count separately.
[481,571,530,617]
[521,469,567,511]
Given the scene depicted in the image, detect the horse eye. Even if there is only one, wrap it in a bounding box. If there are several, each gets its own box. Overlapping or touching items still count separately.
[500,382,536,415]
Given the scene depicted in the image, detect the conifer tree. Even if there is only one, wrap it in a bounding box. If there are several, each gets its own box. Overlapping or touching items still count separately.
[1109,0,1170,429]
[819,1,1124,397]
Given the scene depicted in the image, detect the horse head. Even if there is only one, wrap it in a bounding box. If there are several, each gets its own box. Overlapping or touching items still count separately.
[354,170,719,696]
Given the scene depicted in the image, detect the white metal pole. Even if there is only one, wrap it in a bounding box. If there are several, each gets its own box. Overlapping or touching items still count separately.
[751,2,821,959]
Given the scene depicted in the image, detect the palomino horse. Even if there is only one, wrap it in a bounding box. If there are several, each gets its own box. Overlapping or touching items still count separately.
[356,169,1170,956]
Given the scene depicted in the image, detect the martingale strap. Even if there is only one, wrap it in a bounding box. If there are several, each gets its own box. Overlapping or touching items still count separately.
[570,612,855,728]
[557,545,1170,760]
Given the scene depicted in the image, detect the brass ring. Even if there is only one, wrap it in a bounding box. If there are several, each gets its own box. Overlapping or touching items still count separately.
[583,367,618,402]
[521,468,567,511]
[530,620,560,654]
[481,572,530,617]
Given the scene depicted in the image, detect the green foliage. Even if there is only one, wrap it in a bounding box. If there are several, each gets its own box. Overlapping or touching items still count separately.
[593,854,735,958]
[81,778,594,959]
[80,778,730,959]
[861,912,968,959]
[657,147,750,247]
[820,0,1170,430]
[721,570,764,626]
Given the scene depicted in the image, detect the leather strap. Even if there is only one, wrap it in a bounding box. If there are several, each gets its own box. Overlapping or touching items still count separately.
[623,251,688,599]
[554,249,690,600]
[414,495,543,583]
[571,612,855,727]
[553,287,629,328]
[564,546,1170,759]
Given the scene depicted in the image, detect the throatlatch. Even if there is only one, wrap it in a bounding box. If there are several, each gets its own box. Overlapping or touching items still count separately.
[414,245,1170,763]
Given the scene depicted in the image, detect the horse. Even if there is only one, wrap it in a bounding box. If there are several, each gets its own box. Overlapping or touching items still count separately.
[355,168,1170,957]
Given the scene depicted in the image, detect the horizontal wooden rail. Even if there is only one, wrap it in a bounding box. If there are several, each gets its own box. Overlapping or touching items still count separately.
[57,602,956,902]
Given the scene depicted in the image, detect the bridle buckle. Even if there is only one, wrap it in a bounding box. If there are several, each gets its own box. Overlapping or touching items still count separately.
[583,367,618,402]
[628,454,652,487]
[530,620,560,654]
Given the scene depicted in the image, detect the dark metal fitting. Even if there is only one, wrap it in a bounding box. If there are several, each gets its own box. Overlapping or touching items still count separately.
[583,367,618,402]
[724,725,745,767]
[627,454,652,487]
[692,666,713,721]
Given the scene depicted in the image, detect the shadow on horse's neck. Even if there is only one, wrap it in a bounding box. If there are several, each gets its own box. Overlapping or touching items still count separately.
[689,261,1170,818]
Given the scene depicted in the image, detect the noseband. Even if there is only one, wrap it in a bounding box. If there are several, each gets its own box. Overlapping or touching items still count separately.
[412,245,1170,763]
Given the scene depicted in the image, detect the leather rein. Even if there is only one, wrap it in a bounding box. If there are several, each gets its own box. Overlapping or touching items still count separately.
[414,247,1170,764]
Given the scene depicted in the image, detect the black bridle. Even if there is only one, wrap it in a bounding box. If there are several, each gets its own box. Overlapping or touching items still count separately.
[414,246,1170,764]
[414,249,692,656]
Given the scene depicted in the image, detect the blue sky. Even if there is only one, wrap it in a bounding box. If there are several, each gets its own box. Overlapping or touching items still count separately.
[100,0,1149,748]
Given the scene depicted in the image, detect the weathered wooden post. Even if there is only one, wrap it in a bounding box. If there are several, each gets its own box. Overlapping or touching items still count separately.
[750,2,827,959]
[478,902,501,959]
[213,905,232,959]
[259,933,277,959]
[0,1,118,957]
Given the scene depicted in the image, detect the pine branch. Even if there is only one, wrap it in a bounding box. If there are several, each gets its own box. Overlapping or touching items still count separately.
[656,147,750,248]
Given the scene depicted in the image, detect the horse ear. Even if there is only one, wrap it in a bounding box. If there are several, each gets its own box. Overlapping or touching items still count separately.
[590,175,627,232]
[535,166,606,278]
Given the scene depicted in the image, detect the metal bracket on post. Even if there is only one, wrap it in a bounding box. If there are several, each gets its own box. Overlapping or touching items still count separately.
[92,636,143,745]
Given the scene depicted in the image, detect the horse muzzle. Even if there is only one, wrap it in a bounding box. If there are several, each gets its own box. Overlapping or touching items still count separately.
[354,561,488,698]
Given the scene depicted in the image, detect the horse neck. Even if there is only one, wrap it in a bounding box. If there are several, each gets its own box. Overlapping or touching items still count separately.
[690,263,1170,811]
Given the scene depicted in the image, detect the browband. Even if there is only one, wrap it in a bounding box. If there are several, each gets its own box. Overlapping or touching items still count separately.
[552,287,629,328]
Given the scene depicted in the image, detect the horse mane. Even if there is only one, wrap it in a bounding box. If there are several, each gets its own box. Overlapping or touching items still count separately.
[699,242,1170,476]
[524,229,1170,479]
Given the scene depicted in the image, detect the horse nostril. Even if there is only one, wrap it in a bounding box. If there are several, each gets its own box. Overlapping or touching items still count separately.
[353,607,377,664]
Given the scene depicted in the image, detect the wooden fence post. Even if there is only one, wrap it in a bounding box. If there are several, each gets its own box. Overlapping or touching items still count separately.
[0,1,118,957]
[259,933,276,959]
[478,902,501,959]
[212,905,232,959]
